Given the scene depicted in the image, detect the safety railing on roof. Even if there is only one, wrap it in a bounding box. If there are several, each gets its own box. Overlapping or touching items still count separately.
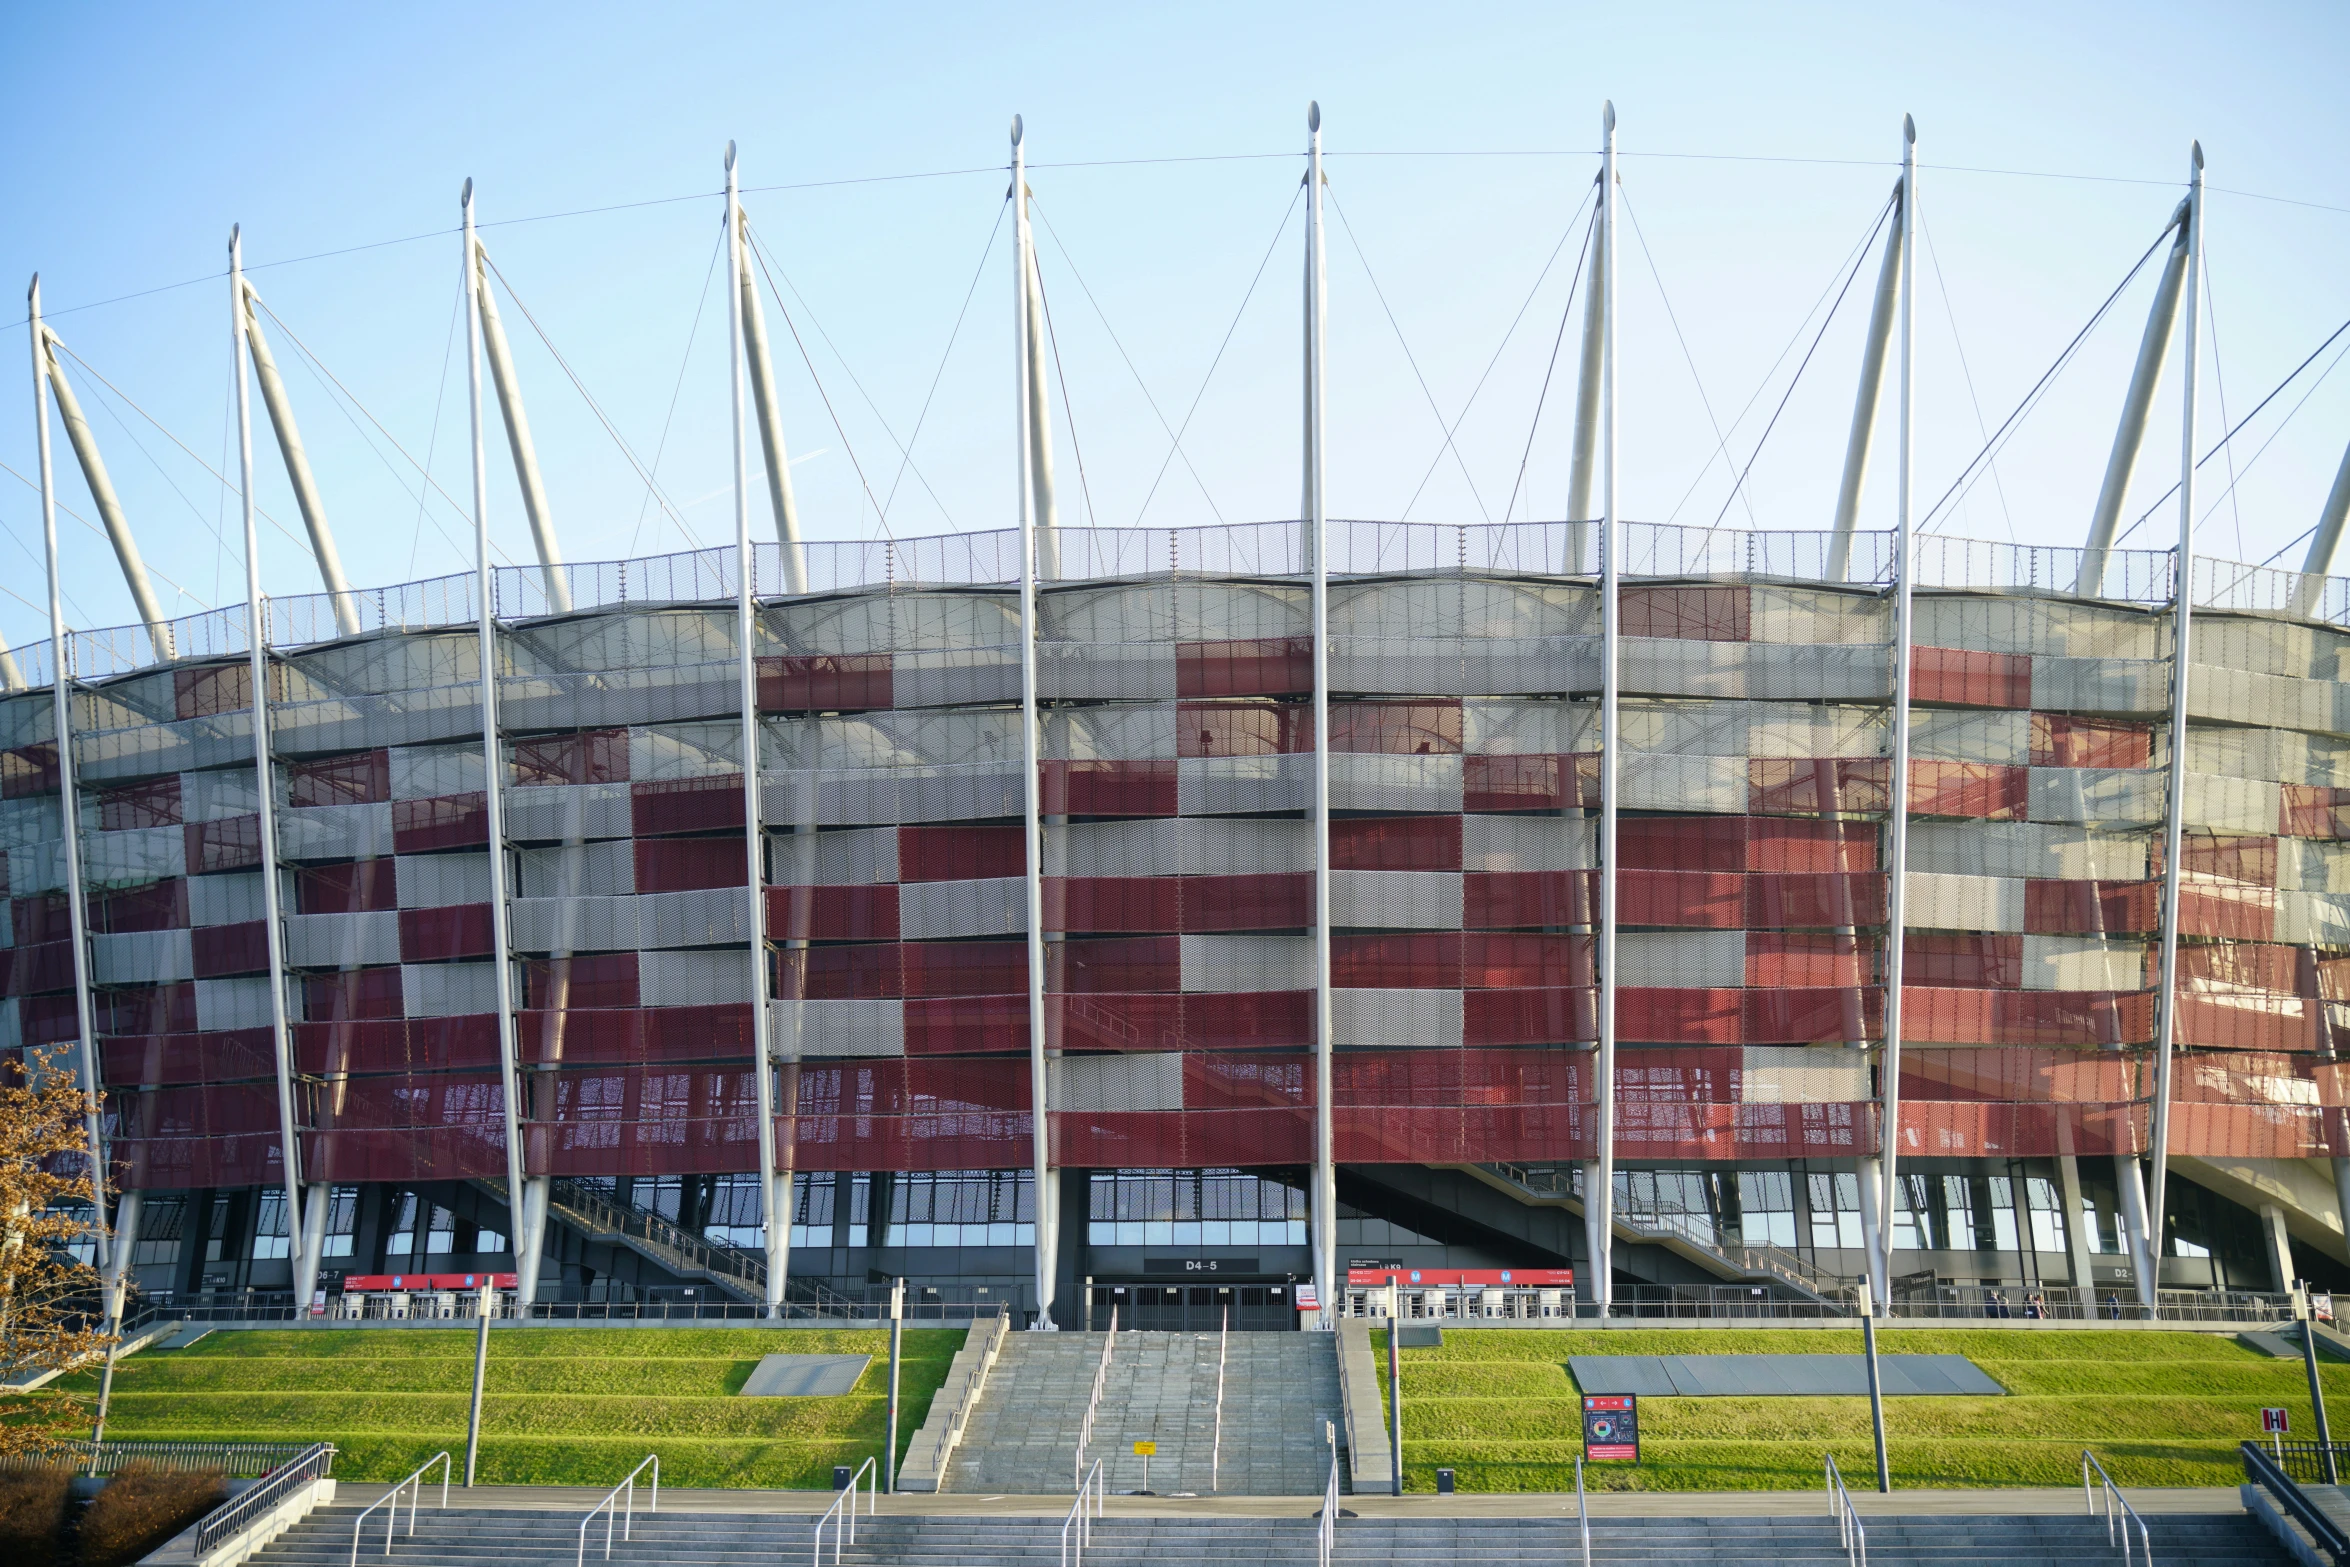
[35,517,2350,686]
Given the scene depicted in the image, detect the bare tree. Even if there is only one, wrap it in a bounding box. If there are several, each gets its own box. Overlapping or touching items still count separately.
[0,1045,114,1456]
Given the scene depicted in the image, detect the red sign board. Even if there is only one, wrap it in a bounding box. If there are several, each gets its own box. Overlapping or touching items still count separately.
[1346,1267,1574,1287]
[342,1273,518,1292]
[1583,1394,1640,1462]
[2263,1407,2291,1434]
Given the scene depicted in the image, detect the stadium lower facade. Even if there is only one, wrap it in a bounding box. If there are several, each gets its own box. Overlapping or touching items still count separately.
[15,518,2350,1325]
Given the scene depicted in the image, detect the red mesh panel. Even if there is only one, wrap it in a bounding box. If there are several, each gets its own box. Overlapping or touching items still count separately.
[1749,759,1890,817]
[1619,871,1744,928]
[766,884,900,941]
[21,993,85,1044]
[516,1004,753,1066]
[298,1015,503,1075]
[1052,938,1180,995]
[906,942,1027,998]
[1744,987,1881,1043]
[2175,993,2319,1052]
[308,1126,509,1182]
[2183,942,2304,993]
[1623,585,1751,641]
[1334,933,1460,989]
[398,904,494,962]
[1179,874,1311,932]
[98,776,182,830]
[1901,934,2023,989]
[186,815,262,872]
[905,994,1028,1055]
[192,921,268,978]
[1336,1104,1589,1164]
[12,892,71,945]
[298,860,398,914]
[2281,786,2350,840]
[1463,986,1598,1044]
[104,1028,276,1087]
[120,1082,283,1139]
[1749,933,1871,987]
[512,730,630,786]
[1617,987,1740,1043]
[287,751,391,807]
[2179,883,2276,941]
[1750,820,1878,873]
[2,940,75,996]
[118,1131,285,1189]
[522,1119,759,1177]
[1620,1101,1874,1159]
[1899,1046,2139,1102]
[631,776,744,837]
[1047,878,1174,934]
[1042,760,1176,817]
[1912,646,2031,708]
[1901,987,2155,1046]
[634,838,748,892]
[3,745,59,799]
[758,653,893,712]
[95,983,196,1037]
[1332,701,1463,755]
[1185,1051,1309,1109]
[784,1060,1033,1170]
[1748,873,1887,928]
[2024,880,2158,935]
[305,966,405,1021]
[899,825,1024,882]
[1050,991,1313,1051]
[2032,714,2153,770]
[1620,817,1747,871]
[2173,836,2278,885]
[174,664,280,719]
[1896,1101,2142,1158]
[1057,1107,1313,1166]
[1176,638,1310,698]
[1464,753,1597,812]
[1466,870,1596,930]
[525,954,641,1009]
[1330,816,1462,871]
[96,879,188,933]
[1178,700,1310,757]
[1909,761,2030,821]
[392,794,488,853]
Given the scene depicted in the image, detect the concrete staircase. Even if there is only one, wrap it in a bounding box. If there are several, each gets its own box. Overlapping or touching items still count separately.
[235,1507,2289,1566]
[941,1329,1343,1495]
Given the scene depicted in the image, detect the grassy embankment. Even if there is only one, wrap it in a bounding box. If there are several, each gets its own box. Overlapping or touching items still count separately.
[43,1327,962,1488]
[1373,1326,2334,1491]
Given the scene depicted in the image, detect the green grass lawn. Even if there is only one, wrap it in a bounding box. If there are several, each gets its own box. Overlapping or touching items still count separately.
[1372,1327,2339,1493]
[41,1327,963,1489]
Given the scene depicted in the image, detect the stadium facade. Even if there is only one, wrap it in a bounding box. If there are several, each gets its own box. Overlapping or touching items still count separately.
[20,116,2350,1328]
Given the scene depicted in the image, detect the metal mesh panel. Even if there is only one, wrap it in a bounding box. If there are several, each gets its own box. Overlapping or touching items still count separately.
[2020,935,2145,991]
[506,782,632,842]
[1331,870,1463,929]
[183,766,261,821]
[767,826,899,885]
[1048,1053,1185,1113]
[2032,768,2165,826]
[899,877,1025,940]
[1908,822,2150,880]
[1179,934,1314,992]
[396,853,492,909]
[771,998,906,1059]
[1747,585,1889,645]
[1330,755,1463,814]
[1332,988,1463,1047]
[517,839,636,899]
[1617,932,1746,987]
[189,872,271,926]
[1904,872,2026,933]
[639,948,758,1008]
[195,977,281,1032]
[400,962,502,1018]
[1176,755,1311,816]
[1046,705,1181,762]
[286,911,401,969]
[1460,815,1593,872]
[93,930,192,985]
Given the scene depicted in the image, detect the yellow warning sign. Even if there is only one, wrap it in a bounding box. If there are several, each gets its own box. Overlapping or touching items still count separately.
[1133,1440,1157,1456]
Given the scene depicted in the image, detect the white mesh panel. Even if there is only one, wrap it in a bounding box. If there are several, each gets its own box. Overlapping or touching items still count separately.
[896,649,1021,708]
[1912,709,2029,765]
[1177,756,1312,817]
[1617,932,1744,988]
[388,744,487,801]
[1039,645,1176,701]
[1907,822,2148,881]
[1461,816,1594,872]
[2020,935,2145,992]
[286,911,401,969]
[1046,819,1178,879]
[771,998,905,1058]
[2030,769,2164,826]
[402,962,503,1018]
[1621,753,1745,814]
[2282,840,2350,893]
[505,782,633,842]
[397,853,493,908]
[1047,704,1180,763]
[1332,870,1463,930]
[1463,698,1594,756]
[2181,773,2280,835]
[640,949,758,1007]
[2030,657,2167,716]
[1748,586,1887,646]
[10,840,65,895]
[93,929,192,985]
[631,723,741,781]
[1329,755,1463,814]
[83,826,185,885]
[768,826,899,886]
[183,766,260,821]
[0,796,61,851]
[1180,934,1313,992]
[518,840,636,899]
[190,872,271,927]
[279,802,396,860]
[196,977,281,1031]
[2185,667,2331,732]
[2277,891,2350,949]
[900,877,1026,939]
[1738,1047,1869,1103]
[1048,1052,1184,1112]
[1905,873,2024,933]
[1332,988,1463,1047]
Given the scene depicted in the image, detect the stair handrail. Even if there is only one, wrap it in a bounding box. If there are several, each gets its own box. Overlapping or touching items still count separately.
[1211,1304,1230,1492]
[1074,1304,1118,1491]
[1575,1454,1592,1567]
[2080,1449,2151,1566]
[1061,1456,1105,1567]
[1484,1163,1841,1301]
[2241,1439,2350,1566]
[541,1179,861,1313]
[1824,1452,1866,1567]
[577,1452,658,1567]
[813,1455,878,1567]
[1316,1449,1339,1567]
[347,1450,448,1567]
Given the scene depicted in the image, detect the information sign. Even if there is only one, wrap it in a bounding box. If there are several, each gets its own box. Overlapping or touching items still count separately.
[1583,1393,1640,1461]
[2263,1408,2291,1434]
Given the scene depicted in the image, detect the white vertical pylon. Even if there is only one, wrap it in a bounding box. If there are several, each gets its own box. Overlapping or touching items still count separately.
[27,275,108,1271]
[1013,155,1063,582]
[1588,102,1619,1316]
[735,202,809,594]
[237,286,364,636]
[1826,177,1906,584]
[2292,435,2350,619]
[463,181,536,1301]
[37,336,175,659]
[1873,119,1920,1314]
[2143,143,2206,1311]
[728,143,788,1316]
[469,239,573,616]
[1304,101,1336,1326]
[2075,200,2193,598]
[1012,115,1058,1328]
[230,228,314,1309]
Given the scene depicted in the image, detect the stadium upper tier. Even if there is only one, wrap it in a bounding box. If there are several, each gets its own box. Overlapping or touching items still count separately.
[4,514,2348,1191]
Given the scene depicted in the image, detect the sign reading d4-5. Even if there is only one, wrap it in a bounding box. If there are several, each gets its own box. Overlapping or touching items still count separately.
[1583,1393,1639,1462]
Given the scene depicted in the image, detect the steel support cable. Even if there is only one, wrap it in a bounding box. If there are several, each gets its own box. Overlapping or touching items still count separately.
[1918,211,2017,540]
[474,249,697,543]
[40,338,318,565]
[1657,195,1896,528]
[875,197,1008,527]
[2203,253,2247,561]
[0,502,91,620]
[1701,189,1896,534]
[1501,203,1597,525]
[2176,331,2350,598]
[1622,182,1790,538]
[70,359,227,607]
[2109,313,2350,552]
[409,283,464,577]
[628,222,726,557]
[1129,184,1302,528]
[740,230,895,539]
[1325,185,1493,522]
[0,453,206,609]
[1399,178,1600,521]
[1028,195,1229,525]
[1031,262,1098,528]
[244,294,488,568]
[1919,219,2180,534]
[742,220,950,534]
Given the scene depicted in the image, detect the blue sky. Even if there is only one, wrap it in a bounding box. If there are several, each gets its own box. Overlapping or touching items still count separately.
[3,2,2346,649]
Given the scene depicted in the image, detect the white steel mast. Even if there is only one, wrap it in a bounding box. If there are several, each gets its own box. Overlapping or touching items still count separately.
[1587,102,1618,1316]
[1304,101,1336,1325]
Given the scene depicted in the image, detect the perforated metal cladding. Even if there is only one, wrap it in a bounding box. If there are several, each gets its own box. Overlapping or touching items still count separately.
[1621,753,1747,813]
[1461,816,1594,872]
[82,826,184,886]
[1176,756,1312,816]
[1047,704,1182,762]
[506,782,633,842]
[1333,988,1463,1047]
[772,998,905,1058]
[184,767,260,820]
[93,929,192,985]
[764,709,1020,770]
[1747,586,1889,645]
[1048,1052,1184,1112]
[1045,819,1314,879]
[1043,580,1306,643]
[2022,935,2146,991]
[286,911,401,968]
[1462,699,1593,755]
[389,744,486,801]
[1907,822,2149,880]
[1737,1047,1870,1103]
[1330,638,1600,697]
[1904,873,2027,933]
[189,872,272,926]
[196,976,281,1032]
[1618,932,1746,988]
[760,763,1025,827]
[639,949,759,1008]
[767,827,899,886]
[900,877,1026,939]
[1913,709,2030,764]
[279,803,395,860]
[395,853,492,909]
[2034,769,2165,826]
[1039,644,1178,701]
[631,722,741,780]
[1332,870,1464,930]
[1331,755,1463,814]
[1915,593,2166,659]
[509,889,751,953]
[1622,641,1892,702]
[1180,934,1314,992]
[518,839,637,899]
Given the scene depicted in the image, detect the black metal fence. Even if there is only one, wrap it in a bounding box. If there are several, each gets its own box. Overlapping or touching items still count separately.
[0,1439,319,1479]
[2260,1439,2350,1487]
[190,1442,336,1555]
[2242,1442,2350,1565]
